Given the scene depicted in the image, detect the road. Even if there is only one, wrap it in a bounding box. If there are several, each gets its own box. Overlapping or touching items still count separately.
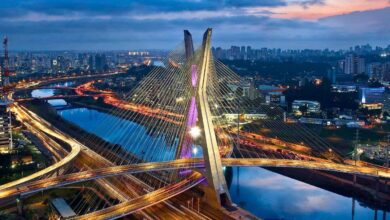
[14,71,122,90]
[0,103,81,191]
[75,81,184,124]
[0,159,204,199]
[75,172,205,220]
[7,101,204,219]
[3,156,390,201]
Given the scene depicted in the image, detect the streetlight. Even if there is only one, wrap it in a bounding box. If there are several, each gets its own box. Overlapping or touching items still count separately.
[189,126,201,139]
[192,146,198,156]
[328,148,333,159]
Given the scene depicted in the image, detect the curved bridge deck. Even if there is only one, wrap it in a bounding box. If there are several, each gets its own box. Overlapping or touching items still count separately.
[2,157,390,200]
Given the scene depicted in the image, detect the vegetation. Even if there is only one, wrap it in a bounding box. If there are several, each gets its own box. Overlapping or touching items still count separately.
[284,77,359,111]
[222,59,331,80]
[0,131,50,185]
[307,124,390,155]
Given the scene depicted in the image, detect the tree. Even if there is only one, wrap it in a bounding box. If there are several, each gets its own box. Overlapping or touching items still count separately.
[368,80,383,88]
[383,111,389,119]
[354,74,369,83]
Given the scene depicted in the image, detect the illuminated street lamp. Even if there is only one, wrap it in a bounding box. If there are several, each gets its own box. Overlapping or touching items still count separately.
[192,146,198,156]
[327,148,334,160]
[189,126,201,139]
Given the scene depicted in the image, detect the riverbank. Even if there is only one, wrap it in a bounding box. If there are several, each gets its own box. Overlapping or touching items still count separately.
[22,99,149,165]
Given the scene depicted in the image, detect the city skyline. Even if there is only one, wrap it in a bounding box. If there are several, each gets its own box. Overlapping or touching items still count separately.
[5,42,390,53]
[1,23,390,219]
[1,0,390,50]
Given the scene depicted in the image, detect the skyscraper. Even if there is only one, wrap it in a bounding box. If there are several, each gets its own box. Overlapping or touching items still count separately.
[240,46,246,59]
[95,54,107,72]
[367,62,383,81]
[0,37,12,153]
[0,102,11,153]
[246,46,252,59]
[343,54,365,75]
[88,55,94,71]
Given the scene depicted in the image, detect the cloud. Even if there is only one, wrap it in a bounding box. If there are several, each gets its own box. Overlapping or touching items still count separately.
[293,194,345,213]
[318,7,390,41]
[295,0,325,9]
[0,0,286,19]
[0,1,389,50]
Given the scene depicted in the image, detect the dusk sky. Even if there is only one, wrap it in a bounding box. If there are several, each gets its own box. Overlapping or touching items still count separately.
[1,0,390,50]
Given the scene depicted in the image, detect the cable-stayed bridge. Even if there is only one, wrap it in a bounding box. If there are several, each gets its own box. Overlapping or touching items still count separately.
[2,29,390,219]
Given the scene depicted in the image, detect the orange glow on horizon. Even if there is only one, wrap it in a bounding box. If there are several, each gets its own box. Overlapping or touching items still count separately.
[248,0,390,20]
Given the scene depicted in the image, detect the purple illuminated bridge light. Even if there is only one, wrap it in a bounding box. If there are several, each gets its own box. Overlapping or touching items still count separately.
[191,65,197,88]
[180,65,198,159]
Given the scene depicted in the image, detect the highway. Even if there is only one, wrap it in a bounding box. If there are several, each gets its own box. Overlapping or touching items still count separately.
[75,81,184,124]
[0,159,204,199]
[0,103,81,191]
[5,95,207,219]
[75,172,205,220]
[14,71,122,90]
[3,157,390,200]
[15,95,87,102]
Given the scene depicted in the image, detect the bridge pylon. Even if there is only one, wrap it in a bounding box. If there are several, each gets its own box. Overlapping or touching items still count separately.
[185,28,231,209]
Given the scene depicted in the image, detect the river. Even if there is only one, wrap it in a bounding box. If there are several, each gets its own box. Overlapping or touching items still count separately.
[31,89,389,220]
[230,167,386,220]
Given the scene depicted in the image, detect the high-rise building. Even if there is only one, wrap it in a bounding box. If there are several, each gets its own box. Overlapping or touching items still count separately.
[240,46,246,59]
[0,73,11,153]
[88,55,94,71]
[246,46,252,59]
[95,54,107,72]
[383,62,390,82]
[0,36,12,153]
[367,62,383,81]
[343,54,365,75]
[230,46,240,60]
[0,102,11,153]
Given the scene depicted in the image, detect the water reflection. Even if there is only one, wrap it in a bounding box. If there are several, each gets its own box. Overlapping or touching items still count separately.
[229,167,388,220]
[31,89,54,98]
[48,99,67,106]
[58,107,179,161]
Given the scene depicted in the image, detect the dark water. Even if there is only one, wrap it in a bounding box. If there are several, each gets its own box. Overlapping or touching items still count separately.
[230,167,388,220]
[48,104,388,220]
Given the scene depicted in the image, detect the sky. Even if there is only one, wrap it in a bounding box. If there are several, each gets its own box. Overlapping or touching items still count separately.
[1,0,390,50]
